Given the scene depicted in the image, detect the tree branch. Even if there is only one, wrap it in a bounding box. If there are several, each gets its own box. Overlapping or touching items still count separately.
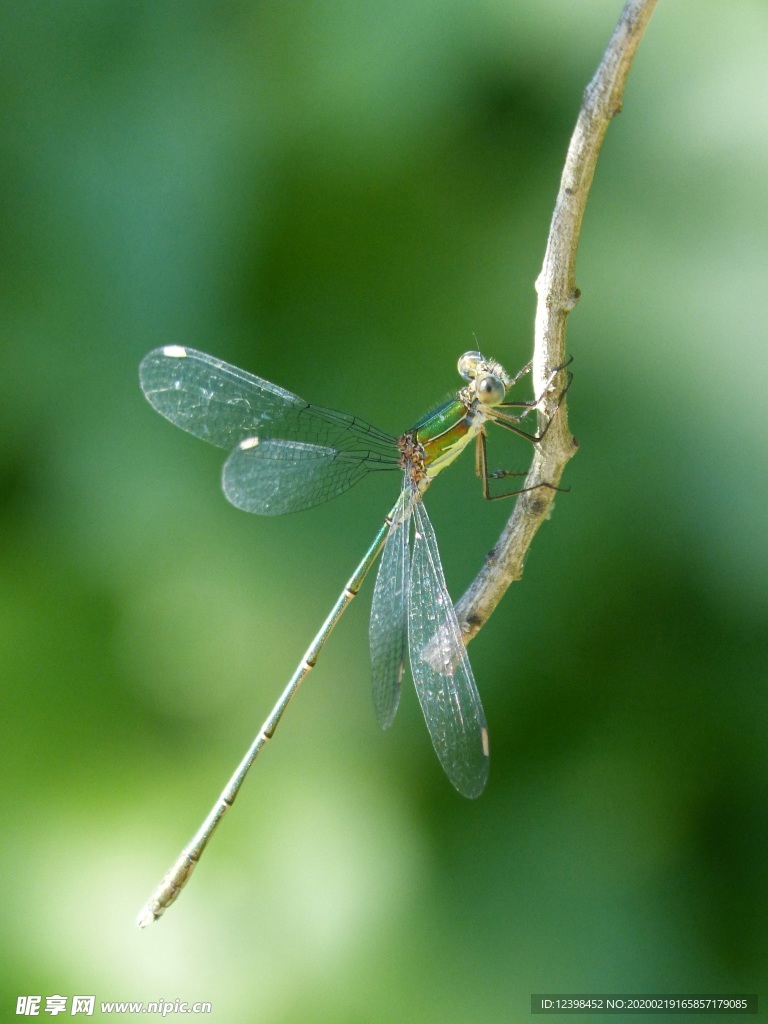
[456,0,659,643]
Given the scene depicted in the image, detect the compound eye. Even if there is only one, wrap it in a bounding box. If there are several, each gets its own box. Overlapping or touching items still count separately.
[458,351,484,381]
[476,374,505,405]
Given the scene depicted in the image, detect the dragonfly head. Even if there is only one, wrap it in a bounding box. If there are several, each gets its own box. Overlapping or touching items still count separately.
[457,351,510,407]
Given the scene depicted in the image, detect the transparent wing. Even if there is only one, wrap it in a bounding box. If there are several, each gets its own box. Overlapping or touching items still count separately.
[408,499,489,798]
[139,346,397,457]
[223,437,385,515]
[369,486,412,728]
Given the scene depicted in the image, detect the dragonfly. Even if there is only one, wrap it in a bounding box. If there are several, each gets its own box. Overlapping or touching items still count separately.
[136,345,565,926]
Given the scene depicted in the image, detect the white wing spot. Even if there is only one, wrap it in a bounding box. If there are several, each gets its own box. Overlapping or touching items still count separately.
[239,436,259,450]
[162,345,188,358]
[481,727,489,756]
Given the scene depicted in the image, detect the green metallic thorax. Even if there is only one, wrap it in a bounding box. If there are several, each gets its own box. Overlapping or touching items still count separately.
[403,394,485,486]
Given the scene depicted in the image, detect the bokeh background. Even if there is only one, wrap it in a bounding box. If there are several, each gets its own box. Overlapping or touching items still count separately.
[1,0,766,1020]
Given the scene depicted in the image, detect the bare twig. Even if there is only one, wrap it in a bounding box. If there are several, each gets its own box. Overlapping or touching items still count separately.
[456,0,659,643]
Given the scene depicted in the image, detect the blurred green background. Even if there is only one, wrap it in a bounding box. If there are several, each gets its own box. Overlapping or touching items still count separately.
[1,0,766,1020]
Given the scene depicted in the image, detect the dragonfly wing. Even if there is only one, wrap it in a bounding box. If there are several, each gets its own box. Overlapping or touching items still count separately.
[223,438,377,515]
[369,487,412,728]
[139,346,397,455]
[408,499,489,798]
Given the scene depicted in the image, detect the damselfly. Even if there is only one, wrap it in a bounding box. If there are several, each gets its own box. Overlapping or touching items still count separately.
[136,346,565,926]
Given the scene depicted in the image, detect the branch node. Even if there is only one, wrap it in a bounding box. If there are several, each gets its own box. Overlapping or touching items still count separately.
[563,289,581,312]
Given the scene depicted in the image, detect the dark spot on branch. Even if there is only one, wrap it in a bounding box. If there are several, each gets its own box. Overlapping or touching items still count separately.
[526,494,549,518]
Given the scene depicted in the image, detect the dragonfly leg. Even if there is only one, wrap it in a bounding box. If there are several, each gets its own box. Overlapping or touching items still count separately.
[477,358,573,501]
[476,432,564,501]
[489,362,573,444]
[495,399,538,426]
[507,359,533,387]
